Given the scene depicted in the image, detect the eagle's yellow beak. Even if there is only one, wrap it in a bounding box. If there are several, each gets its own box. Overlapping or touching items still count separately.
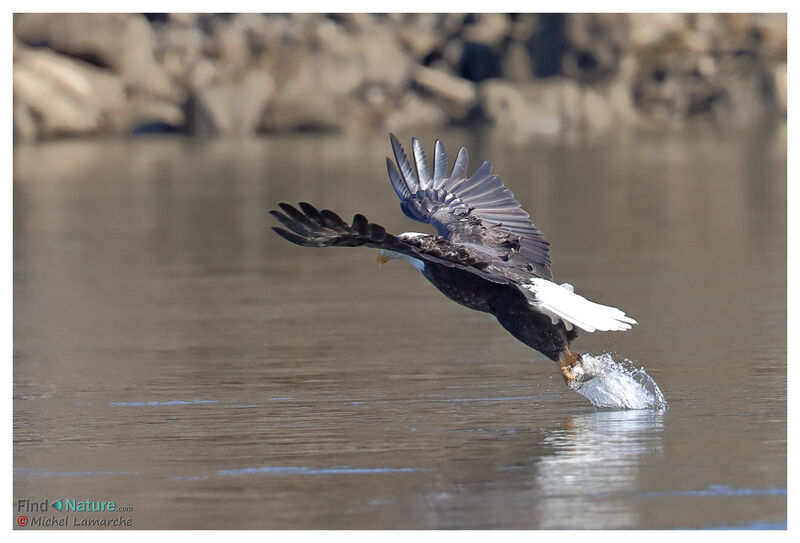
[377,252,391,268]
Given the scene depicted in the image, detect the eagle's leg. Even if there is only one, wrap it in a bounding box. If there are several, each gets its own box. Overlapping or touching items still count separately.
[559,347,582,385]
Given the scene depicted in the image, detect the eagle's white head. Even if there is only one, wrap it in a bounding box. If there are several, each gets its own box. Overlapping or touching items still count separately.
[377,233,426,272]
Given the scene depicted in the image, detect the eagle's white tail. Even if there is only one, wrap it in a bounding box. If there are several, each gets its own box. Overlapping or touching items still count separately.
[526,279,637,333]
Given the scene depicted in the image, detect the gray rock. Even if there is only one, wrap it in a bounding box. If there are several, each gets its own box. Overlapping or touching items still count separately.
[14,13,177,100]
[771,63,787,115]
[262,27,411,132]
[481,80,563,138]
[581,88,613,131]
[336,13,377,33]
[503,41,534,82]
[117,97,185,133]
[187,58,218,91]
[10,13,787,141]
[167,13,199,28]
[463,14,511,47]
[562,14,627,83]
[508,14,539,41]
[628,14,685,47]
[13,48,124,138]
[441,38,465,70]
[263,46,363,131]
[359,31,412,90]
[384,94,447,133]
[395,24,441,60]
[208,16,254,79]
[159,25,206,85]
[13,100,38,143]
[192,70,274,136]
[412,66,477,107]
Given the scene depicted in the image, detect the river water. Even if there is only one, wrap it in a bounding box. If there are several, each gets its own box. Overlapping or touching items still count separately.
[13,125,786,529]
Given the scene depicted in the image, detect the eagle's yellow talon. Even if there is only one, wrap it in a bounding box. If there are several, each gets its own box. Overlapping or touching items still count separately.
[559,348,581,385]
[561,365,575,384]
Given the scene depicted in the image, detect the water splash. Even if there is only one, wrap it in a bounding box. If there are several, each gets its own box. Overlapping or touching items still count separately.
[568,353,667,410]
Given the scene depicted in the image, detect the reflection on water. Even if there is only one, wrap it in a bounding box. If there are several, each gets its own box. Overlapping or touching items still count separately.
[534,411,664,529]
[13,126,786,528]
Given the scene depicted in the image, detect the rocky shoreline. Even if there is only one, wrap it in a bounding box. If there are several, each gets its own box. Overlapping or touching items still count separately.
[13,13,786,142]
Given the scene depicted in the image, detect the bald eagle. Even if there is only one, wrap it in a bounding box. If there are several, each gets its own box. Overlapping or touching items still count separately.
[270,135,636,384]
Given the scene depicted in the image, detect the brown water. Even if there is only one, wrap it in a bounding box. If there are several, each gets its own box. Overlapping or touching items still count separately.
[13,126,786,529]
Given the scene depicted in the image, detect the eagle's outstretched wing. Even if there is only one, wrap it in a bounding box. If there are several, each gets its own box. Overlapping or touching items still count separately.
[270,203,511,285]
[386,134,552,279]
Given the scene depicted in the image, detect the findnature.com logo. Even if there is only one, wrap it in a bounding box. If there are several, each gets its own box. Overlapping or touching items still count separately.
[16,497,134,528]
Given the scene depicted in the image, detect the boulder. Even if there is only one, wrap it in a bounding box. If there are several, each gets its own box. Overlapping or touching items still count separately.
[581,88,614,131]
[395,24,441,60]
[481,80,563,137]
[412,65,477,107]
[359,31,412,90]
[628,14,686,47]
[384,94,447,133]
[508,14,539,41]
[192,70,274,136]
[562,14,628,83]
[13,48,124,138]
[14,13,177,100]
[13,100,38,143]
[771,63,787,115]
[502,41,534,82]
[263,46,363,131]
[463,14,511,47]
[482,77,639,137]
[117,97,185,134]
[158,25,206,85]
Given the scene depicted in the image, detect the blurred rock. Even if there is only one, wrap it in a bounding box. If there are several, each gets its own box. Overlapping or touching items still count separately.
[482,77,640,137]
[395,24,441,60]
[359,31,412,89]
[413,66,477,107]
[11,13,786,141]
[754,14,787,60]
[482,80,563,137]
[187,58,218,91]
[14,13,177,100]
[508,14,539,42]
[263,46,362,131]
[628,13,685,47]
[192,70,274,136]
[528,13,569,78]
[167,13,199,28]
[503,41,534,82]
[459,42,503,82]
[159,25,205,85]
[441,38,465,70]
[771,63,787,115]
[413,65,478,122]
[211,16,253,75]
[13,48,123,138]
[463,14,510,47]
[13,100,38,143]
[581,88,613,131]
[336,13,376,33]
[119,98,185,134]
[384,94,447,133]
[562,14,627,83]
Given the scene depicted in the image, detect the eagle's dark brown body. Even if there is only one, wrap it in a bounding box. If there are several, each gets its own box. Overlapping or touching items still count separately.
[419,256,577,361]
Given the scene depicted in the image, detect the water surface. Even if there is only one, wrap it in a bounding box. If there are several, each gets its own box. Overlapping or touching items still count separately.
[14,126,786,528]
